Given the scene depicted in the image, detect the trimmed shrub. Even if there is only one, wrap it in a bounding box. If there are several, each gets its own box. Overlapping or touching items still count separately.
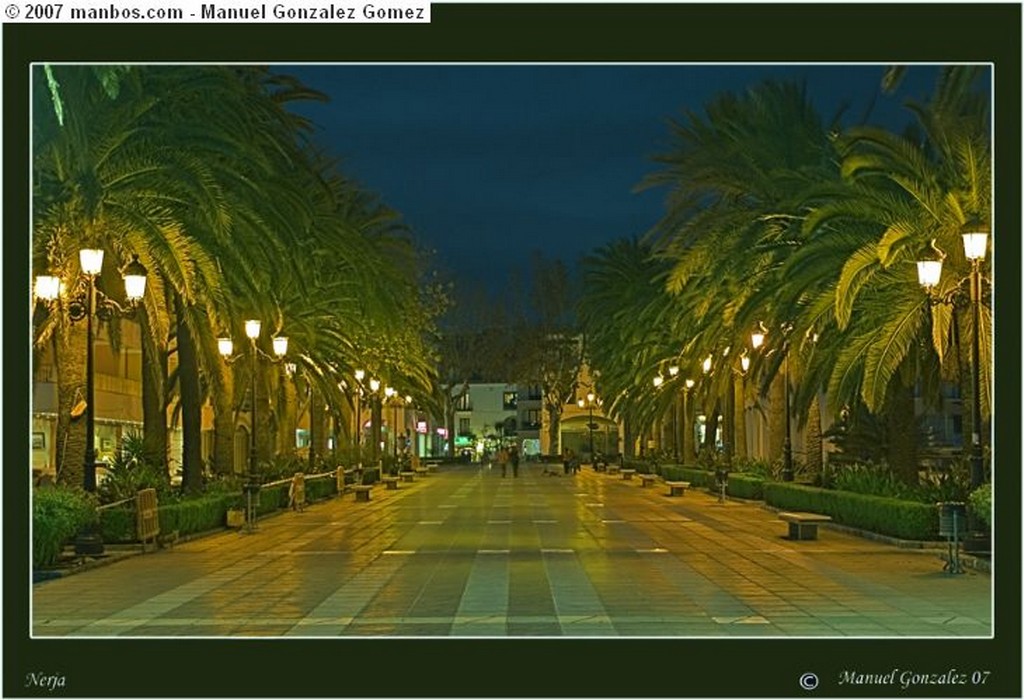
[159,493,237,535]
[661,466,686,482]
[305,474,337,502]
[99,506,137,543]
[679,467,715,488]
[727,473,765,500]
[764,482,939,540]
[33,486,97,568]
[256,484,289,514]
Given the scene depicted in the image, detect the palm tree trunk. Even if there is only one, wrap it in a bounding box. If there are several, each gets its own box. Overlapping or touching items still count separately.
[138,310,169,477]
[621,413,632,458]
[679,392,691,464]
[212,364,235,474]
[174,297,203,494]
[703,398,720,453]
[885,382,919,485]
[768,372,786,465]
[733,379,747,461]
[804,394,823,481]
[53,319,87,488]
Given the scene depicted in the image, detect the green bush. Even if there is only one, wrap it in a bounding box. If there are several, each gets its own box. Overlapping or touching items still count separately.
[97,431,175,506]
[33,486,97,568]
[661,466,686,482]
[727,473,765,500]
[159,493,236,535]
[830,462,970,504]
[764,482,938,540]
[968,483,991,528]
[679,467,714,488]
[731,457,775,480]
[99,506,136,542]
[304,474,337,501]
[256,484,289,514]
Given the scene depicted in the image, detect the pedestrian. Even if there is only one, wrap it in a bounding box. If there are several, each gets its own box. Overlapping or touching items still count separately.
[498,446,508,477]
[572,451,580,475]
[563,447,573,475]
[510,445,520,477]
[288,472,305,512]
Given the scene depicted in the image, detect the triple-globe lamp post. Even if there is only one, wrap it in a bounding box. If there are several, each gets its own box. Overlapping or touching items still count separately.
[35,249,148,554]
[218,320,287,532]
[917,229,989,488]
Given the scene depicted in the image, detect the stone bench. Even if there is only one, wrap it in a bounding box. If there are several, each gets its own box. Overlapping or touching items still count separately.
[639,474,658,487]
[414,467,429,477]
[382,476,399,490]
[607,464,621,474]
[353,485,374,502]
[425,464,439,474]
[621,469,637,480]
[399,471,416,483]
[665,481,690,497]
[778,511,832,540]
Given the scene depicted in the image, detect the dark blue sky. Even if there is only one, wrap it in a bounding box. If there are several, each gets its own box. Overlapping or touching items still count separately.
[282,64,950,293]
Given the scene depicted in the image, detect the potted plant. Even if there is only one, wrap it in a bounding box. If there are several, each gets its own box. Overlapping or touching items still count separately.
[964,482,992,556]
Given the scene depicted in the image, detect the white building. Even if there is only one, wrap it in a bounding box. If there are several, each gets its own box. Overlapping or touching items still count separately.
[453,383,518,457]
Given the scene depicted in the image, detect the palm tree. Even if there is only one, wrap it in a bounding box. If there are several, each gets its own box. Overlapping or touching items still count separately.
[639,80,843,470]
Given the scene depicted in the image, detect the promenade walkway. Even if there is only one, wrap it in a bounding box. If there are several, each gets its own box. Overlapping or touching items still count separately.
[32,462,990,638]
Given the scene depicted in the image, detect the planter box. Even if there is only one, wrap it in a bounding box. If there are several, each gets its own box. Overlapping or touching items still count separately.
[226,509,246,528]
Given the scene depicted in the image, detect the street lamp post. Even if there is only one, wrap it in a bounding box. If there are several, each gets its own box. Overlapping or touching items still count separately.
[577,391,597,461]
[682,378,694,465]
[385,386,398,470]
[368,377,381,468]
[652,374,664,455]
[918,229,989,488]
[354,369,365,455]
[34,249,148,555]
[752,327,793,481]
[668,365,680,463]
[964,232,988,489]
[219,320,288,533]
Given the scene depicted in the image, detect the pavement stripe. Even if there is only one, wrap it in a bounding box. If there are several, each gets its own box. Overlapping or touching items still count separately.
[70,556,267,636]
[451,550,510,636]
[542,550,616,635]
[284,551,410,636]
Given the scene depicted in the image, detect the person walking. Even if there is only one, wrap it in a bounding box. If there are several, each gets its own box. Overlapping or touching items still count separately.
[498,446,508,477]
[510,445,520,477]
[563,447,573,475]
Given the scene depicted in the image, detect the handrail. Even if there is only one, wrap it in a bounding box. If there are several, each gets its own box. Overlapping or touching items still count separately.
[97,496,134,511]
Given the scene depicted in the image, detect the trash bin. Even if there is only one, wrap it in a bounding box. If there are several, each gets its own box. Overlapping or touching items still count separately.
[937,501,967,574]
[938,502,967,537]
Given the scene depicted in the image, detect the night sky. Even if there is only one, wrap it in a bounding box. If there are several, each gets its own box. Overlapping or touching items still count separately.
[281,63,949,293]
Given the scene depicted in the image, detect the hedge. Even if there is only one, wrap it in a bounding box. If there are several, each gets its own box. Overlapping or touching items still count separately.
[304,474,338,502]
[727,474,765,500]
[680,467,715,488]
[763,482,940,540]
[159,493,238,535]
[99,506,137,543]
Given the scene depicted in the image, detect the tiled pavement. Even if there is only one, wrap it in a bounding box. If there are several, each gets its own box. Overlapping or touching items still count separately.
[32,462,991,638]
